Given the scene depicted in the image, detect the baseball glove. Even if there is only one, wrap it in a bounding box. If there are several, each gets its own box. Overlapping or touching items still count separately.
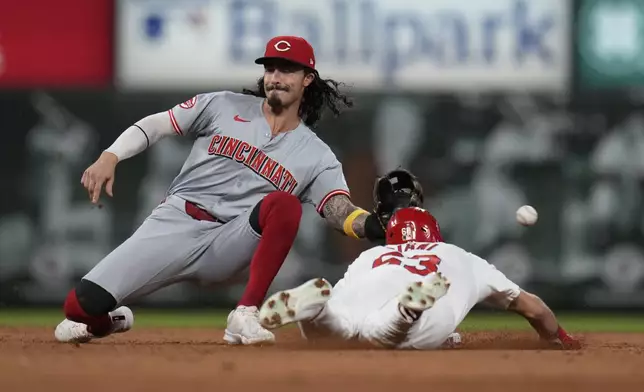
[372,168,424,230]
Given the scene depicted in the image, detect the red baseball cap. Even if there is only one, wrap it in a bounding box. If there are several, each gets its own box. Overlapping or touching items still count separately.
[255,36,316,70]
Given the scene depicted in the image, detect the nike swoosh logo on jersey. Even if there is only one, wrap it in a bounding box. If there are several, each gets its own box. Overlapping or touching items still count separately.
[234,114,251,123]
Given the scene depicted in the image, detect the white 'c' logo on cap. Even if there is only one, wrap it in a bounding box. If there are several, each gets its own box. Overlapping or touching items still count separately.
[274,40,291,52]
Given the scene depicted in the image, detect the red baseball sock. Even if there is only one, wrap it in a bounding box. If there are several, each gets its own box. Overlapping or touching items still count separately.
[63,289,113,336]
[238,192,302,307]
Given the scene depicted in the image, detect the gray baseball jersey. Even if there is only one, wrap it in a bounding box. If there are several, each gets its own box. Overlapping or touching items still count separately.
[166,91,349,221]
[83,91,350,305]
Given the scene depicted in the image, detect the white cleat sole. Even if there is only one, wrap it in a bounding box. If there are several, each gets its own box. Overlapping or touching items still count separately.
[259,278,332,330]
[398,272,450,312]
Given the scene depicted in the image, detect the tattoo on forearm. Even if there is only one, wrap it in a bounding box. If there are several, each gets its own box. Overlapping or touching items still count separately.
[322,194,368,238]
[351,213,367,238]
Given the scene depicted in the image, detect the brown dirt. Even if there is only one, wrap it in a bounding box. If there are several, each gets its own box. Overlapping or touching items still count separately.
[1,327,644,392]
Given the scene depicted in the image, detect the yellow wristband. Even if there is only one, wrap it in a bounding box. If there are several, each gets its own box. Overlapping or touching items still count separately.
[343,209,368,239]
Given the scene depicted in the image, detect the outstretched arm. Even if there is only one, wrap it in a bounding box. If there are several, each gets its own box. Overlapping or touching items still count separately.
[82,112,176,203]
[321,194,385,242]
[105,112,177,162]
[507,290,580,349]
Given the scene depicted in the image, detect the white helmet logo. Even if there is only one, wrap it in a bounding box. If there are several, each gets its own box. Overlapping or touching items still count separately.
[274,40,291,52]
[401,224,416,241]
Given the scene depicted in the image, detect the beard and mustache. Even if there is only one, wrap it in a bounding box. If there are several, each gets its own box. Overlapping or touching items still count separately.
[265,84,290,110]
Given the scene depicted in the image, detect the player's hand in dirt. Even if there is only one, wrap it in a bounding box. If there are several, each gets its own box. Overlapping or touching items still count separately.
[81,151,119,204]
[544,328,582,350]
[556,331,582,350]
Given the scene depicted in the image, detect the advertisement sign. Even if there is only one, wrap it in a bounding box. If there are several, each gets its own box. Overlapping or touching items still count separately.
[577,0,644,89]
[0,0,113,88]
[116,0,571,92]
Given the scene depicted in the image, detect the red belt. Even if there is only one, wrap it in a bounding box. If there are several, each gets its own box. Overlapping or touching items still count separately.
[184,201,219,223]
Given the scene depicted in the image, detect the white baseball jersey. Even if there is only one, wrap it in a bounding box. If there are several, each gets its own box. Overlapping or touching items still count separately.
[312,241,521,349]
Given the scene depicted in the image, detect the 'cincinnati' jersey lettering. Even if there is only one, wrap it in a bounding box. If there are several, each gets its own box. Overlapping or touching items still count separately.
[207,135,298,193]
[165,91,350,222]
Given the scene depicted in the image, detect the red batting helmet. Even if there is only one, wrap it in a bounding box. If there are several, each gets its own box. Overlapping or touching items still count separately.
[386,207,443,245]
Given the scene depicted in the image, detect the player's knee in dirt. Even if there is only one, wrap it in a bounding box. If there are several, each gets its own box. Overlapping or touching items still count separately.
[73,279,117,316]
[249,191,302,235]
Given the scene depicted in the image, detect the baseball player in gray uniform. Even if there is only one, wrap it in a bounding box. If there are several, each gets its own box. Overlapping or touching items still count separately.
[54,36,388,345]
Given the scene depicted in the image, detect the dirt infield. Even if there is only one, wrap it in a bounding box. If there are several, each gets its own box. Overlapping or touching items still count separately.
[1,327,643,392]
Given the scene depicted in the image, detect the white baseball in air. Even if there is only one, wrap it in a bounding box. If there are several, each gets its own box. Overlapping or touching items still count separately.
[516,205,538,226]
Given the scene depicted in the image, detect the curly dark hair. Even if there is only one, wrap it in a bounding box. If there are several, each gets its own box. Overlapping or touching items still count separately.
[242,70,354,129]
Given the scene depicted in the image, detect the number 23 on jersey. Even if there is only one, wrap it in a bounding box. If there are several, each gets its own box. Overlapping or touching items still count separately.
[372,243,441,276]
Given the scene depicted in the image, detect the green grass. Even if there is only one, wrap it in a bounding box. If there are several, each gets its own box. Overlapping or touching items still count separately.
[457,312,644,333]
[0,309,229,328]
[1,309,643,332]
